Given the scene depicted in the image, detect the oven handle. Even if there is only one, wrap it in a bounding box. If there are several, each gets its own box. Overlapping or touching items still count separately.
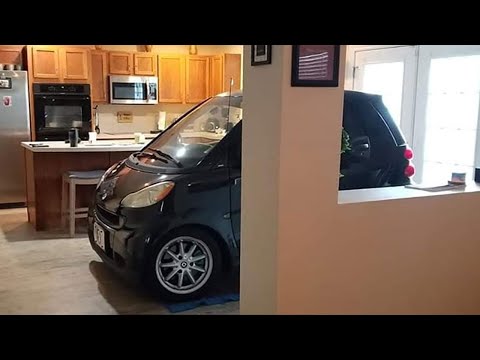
[34,95,91,101]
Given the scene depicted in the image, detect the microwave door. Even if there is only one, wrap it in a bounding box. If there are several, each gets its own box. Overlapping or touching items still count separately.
[111,81,142,104]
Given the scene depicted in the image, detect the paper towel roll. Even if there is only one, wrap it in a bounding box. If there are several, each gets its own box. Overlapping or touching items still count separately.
[157,111,166,130]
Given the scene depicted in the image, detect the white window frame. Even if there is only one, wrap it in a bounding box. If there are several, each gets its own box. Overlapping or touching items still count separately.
[346,45,419,146]
[412,45,480,182]
[345,45,411,90]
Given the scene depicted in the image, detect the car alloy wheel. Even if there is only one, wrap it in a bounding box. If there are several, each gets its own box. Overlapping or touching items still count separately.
[155,236,214,295]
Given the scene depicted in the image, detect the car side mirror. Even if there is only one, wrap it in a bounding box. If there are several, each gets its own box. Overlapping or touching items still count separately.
[350,136,371,159]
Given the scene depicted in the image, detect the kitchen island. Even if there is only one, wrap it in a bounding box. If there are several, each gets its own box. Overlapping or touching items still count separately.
[21,140,150,231]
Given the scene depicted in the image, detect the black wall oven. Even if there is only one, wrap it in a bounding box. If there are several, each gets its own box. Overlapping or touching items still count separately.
[33,83,92,141]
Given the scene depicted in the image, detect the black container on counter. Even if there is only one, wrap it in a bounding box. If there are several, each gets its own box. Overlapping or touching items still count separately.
[68,128,80,147]
[475,168,480,183]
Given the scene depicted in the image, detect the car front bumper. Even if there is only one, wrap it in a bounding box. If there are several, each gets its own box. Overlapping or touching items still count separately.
[88,209,149,284]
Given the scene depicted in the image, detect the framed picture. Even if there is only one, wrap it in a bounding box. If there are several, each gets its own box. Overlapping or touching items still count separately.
[251,45,272,66]
[291,45,340,87]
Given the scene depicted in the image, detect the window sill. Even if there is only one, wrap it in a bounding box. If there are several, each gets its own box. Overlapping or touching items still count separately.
[338,183,480,205]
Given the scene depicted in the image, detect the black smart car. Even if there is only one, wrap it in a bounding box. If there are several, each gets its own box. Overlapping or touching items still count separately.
[88,90,414,301]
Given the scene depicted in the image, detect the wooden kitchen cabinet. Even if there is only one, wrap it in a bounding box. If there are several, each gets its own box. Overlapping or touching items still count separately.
[109,52,132,75]
[134,53,157,76]
[185,56,210,104]
[158,54,185,103]
[156,53,241,105]
[91,51,108,103]
[210,53,241,96]
[60,47,89,80]
[32,46,60,79]
[0,46,24,66]
[31,46,91,82]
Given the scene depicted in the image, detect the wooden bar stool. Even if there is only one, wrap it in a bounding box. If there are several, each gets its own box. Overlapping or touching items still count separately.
[61,170,105,237]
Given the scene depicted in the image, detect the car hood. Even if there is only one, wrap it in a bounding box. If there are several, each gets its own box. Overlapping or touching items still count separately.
[95,160,180,212]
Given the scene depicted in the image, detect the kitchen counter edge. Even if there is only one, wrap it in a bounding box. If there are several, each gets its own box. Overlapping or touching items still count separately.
[21,141,148,153]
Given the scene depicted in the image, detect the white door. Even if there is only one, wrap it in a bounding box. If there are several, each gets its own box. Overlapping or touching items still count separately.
[353,46,418,145]
[413,45,480,183]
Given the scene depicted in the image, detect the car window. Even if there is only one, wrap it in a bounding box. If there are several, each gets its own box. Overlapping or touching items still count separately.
[146,95,243,168]
[369,96,406,147]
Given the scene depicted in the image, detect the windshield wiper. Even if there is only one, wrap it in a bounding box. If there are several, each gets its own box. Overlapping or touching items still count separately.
[133,151,168,164]
[149,148,183,168]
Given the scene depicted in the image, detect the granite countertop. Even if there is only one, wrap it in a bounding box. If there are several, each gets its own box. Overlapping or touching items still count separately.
[21,140,151,153]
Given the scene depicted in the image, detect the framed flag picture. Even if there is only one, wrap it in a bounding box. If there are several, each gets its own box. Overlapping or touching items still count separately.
[291,45,340,87]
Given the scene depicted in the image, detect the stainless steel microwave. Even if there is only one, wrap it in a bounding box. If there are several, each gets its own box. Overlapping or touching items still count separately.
[109,75,158,104]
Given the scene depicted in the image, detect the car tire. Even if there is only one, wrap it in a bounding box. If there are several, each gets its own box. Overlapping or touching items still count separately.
[146,228,223,302]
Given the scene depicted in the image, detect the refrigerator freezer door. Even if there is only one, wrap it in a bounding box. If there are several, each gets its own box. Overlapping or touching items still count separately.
[0,71,31,204]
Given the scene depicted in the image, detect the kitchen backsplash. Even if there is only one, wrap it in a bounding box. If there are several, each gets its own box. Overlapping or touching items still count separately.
[96,103,193,134]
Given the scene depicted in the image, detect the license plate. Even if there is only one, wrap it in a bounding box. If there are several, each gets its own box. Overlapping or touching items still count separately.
[93,222,105,251]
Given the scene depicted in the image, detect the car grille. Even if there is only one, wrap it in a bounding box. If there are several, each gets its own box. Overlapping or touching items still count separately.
[96,205,121,228]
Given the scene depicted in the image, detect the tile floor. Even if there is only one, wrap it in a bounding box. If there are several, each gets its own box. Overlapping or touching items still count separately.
[0,207,239,315]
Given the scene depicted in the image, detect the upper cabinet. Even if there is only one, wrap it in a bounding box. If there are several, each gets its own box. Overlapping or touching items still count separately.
[60,48,89,80]
[210,53,241,96]
[210,55,224,97]
[30,46,90,82]
[32,46,60,79]
[109,52,132,75]
[109,52,157,76]
[134,53,157,76]
[158,55,185,103]
[91,50,108,103]
[0,46,24,66]
[185,56,210,104]
[27,46,242,105]
[222,54,241,92]
[157,53,242,104]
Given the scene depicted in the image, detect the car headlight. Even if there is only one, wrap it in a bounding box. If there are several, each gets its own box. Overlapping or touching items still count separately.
[120,181,175,208]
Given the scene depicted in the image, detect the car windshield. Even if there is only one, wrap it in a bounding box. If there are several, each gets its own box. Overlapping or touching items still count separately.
[145,94,243,168]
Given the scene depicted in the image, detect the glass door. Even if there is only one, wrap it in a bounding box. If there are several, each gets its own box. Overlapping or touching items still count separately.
[353,46,417,145]
[413,45,480,183]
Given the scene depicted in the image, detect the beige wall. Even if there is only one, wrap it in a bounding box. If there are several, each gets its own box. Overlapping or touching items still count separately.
[240,45,285,313]
[241,45,480,314]
[96,103,192,134]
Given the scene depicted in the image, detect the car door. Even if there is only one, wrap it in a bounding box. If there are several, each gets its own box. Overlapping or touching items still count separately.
[228,123,242,245]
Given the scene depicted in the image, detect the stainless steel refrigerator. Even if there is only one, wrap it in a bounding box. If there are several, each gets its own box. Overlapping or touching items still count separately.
[0,70,31,205]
